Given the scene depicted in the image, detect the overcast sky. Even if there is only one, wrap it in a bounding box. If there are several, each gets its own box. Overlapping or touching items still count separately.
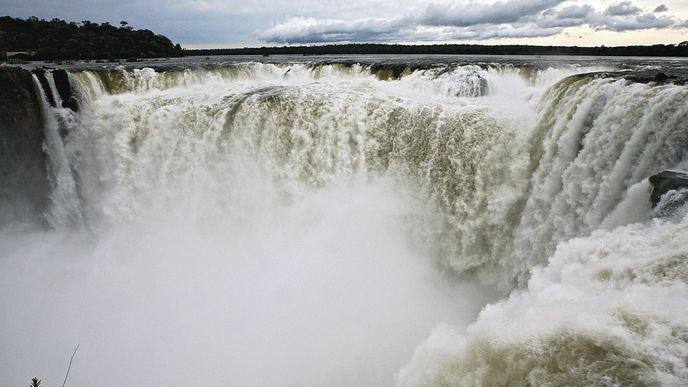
[2,0,687,47]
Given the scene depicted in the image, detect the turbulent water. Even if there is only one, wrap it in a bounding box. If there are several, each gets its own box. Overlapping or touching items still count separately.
[1,56,688,386]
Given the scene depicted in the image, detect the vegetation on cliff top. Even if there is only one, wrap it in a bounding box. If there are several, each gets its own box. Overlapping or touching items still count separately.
[189,42,688,57]
[0,16,183,60]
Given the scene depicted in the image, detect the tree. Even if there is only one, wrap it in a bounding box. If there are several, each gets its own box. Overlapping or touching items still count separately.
[0,16,184,59]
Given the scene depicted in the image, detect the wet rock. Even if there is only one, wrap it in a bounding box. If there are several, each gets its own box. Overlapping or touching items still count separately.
[626,71,683,85]
[580,71,687,86]
[654,72,670,82]
[649,170,688,207]
[31,69,77,112]
[0,66,50,225]
[652,72,678,83]
[33,69,56,106]
[653,189,688,218]
[53,69,73,107]
[65,95,79,112]
[370,63,409,80]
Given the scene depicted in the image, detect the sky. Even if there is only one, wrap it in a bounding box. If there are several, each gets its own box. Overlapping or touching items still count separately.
[1,0,687,48]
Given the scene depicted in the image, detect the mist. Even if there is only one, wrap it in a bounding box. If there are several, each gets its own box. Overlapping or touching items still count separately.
[0,174,492,386]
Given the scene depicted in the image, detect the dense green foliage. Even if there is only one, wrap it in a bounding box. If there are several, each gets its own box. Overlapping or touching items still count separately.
[0,16,183,60]
[189,42,688,57]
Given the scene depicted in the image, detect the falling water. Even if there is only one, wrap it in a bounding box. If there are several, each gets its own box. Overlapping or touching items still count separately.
[1,58,687,386]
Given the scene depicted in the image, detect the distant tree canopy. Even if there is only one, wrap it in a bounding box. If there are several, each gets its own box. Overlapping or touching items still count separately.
[188,42,688,58]
[0,16,183,60]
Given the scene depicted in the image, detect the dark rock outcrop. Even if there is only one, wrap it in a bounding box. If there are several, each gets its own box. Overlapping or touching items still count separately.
[32,69,78,112]
[53,69,74,107]
[578,71,687,86]
[64,96,79,112]
[0,66,50,226]
[370,63,409,80]
[649,170,688,207]
[34,69,56,106]
[653,72,676,82]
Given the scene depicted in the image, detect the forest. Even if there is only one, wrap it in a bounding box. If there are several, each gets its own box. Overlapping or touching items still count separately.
[189,42,688,57]
[0,16,183,60]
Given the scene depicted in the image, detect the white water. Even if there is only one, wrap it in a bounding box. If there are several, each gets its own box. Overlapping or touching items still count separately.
[400,197,688,386]
[1,61,687,386]
[31,73,83,229]
[1,177,493,386]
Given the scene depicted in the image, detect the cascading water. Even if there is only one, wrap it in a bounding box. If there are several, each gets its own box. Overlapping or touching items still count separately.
[31,73,83,229]
[1,58,687,386]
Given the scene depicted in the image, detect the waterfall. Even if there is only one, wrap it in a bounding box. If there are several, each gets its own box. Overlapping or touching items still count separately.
[31,73,83,228]
[2,60,687,386]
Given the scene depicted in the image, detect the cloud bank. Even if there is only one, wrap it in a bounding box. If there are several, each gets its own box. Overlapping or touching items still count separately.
[258,0,686,44]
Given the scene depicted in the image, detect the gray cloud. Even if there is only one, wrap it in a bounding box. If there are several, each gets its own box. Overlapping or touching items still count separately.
[550,5,594,19]
[537,5,595,28]
[256,17,410,44]
[257,13,568,44]
[259,0,687,44]
[602,13,675,31]
[605,1,641,16]
[536,4,676,32]
[419,0,564,27]
[444,24,563,40]
[0,0,686,45]
[654,4,669,13]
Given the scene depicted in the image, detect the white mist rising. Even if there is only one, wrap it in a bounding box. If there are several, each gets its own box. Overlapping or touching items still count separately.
[0,175,493,386]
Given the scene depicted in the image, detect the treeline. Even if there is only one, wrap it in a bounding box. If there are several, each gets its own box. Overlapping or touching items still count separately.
[0,16,183,60]
[188,42,688,57]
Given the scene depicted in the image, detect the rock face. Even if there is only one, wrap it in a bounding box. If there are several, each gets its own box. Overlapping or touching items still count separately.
[580,71,687,86]
[33,68,79,112]
[649,170,688,207]
[653,72,675,82]
[370,63,409,80]
[53,69,78,111]
[0,66,50,226]
[52,69,71,101]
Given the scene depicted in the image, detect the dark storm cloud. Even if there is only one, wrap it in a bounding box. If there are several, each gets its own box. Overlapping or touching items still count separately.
[259,0,687,44]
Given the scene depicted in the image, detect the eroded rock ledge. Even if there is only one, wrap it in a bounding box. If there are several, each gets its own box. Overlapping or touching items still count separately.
[0,66,50,225]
